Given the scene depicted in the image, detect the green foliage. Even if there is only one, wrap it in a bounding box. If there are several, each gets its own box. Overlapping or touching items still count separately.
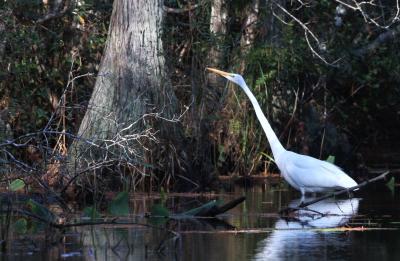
[149,204,170,226]
[224,29,314,172]
[83,206,101,220]
[27,199,55,223]
[9,179,25,191]
[217,145,226,168]
[386,177,395,193]
[108,191,130,216]
[150,204,170,217]
[160,188,167,205]
[149,189,170,225]
[213,1,400,174]
[13,218,28,234]
[260,152,275,164]
[229,119,242,136]
[0,1,111,135]
[1,0,399,188]
[326,155,336,164]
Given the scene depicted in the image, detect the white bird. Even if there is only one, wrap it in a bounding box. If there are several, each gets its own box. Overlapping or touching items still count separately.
[206,67,357,198]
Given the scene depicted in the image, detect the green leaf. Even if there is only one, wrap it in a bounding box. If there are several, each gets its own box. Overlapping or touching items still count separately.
[83,206,101,220]
[27,199,55,223]
[14,218,28,234]
[386,177,395,193]
[150,204,170,217]
[260,152,276,163]
[9,179,25,191]
[149,204,170,226]
[326,155,335,164]
[108,191,130,216]
[160,188,167,205]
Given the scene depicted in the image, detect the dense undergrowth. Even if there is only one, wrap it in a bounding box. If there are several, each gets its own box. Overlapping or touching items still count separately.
[0,0,399,194]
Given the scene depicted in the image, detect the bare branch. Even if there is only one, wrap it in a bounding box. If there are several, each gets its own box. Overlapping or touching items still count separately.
[35,0,71,24]
[298,170,390,208]
[334,0,400,28]
[280,171,390,214]
[353,25,400,57]
[274,3,339,66]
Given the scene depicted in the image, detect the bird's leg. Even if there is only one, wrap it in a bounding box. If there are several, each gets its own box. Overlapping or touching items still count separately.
[300,188,306,205]
[347,189,354,198]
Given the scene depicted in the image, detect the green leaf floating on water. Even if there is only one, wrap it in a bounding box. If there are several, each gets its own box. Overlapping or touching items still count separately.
[149,203,170,226]
[326,155,335,164]
[150,203,170,217]
[108,191,130,216]
[9,179,25,191]
[83,206,101,220]
[386,177,395,193]
[14,218,28,234]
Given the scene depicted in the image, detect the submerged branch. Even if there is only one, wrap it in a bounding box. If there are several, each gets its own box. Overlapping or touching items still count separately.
[281,171,390,214]
[299,171,390,208]
[203,196,246,216]
[12,210,180,237]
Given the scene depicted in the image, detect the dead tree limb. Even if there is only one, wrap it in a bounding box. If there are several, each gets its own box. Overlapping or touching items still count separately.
[299,171,390,209]
[280,171,390,214]
[203,196,246,216]
[353,26,400,58]
[177,196,246,217]
[35,0,71,24]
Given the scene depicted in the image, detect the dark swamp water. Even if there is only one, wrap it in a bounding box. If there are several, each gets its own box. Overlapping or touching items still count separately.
[1,182,399,261]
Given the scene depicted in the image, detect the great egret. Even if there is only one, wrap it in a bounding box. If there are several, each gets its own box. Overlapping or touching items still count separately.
[206,67,357,198]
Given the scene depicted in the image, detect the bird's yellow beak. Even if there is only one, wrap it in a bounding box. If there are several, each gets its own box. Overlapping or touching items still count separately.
[206,67,233,78]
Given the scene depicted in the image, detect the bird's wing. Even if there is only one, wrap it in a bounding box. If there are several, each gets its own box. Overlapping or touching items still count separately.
[282,152,356,190]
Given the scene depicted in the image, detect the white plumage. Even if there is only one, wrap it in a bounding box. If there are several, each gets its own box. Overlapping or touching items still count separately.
[207,68,358,197]
[278,151,357,194]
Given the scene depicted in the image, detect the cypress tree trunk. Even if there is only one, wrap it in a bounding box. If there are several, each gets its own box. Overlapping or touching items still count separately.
[70,0,188,189]
[207,0,228,87]
[0,12,6,63]
[78,0,176,139]
[237,0,259,73]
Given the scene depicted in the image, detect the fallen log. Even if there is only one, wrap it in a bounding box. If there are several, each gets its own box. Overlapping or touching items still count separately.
[196,196,246,217]
[180,196,246,217]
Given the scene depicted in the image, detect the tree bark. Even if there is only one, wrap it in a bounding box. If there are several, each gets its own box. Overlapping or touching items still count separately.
[71,0,187,186]
[353,25,400,58]
[0,12,6,64]
[237,0,260,73]
[215,0,261,174]
[206,0,229,87]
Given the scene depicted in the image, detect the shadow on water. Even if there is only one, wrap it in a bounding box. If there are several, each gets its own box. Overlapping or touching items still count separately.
[1,185,400,260]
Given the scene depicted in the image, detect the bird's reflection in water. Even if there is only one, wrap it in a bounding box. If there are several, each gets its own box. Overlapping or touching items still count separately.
[253,197,361,260]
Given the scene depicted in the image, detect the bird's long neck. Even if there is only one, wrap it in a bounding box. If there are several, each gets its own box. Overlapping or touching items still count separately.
[240,83,286,160]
